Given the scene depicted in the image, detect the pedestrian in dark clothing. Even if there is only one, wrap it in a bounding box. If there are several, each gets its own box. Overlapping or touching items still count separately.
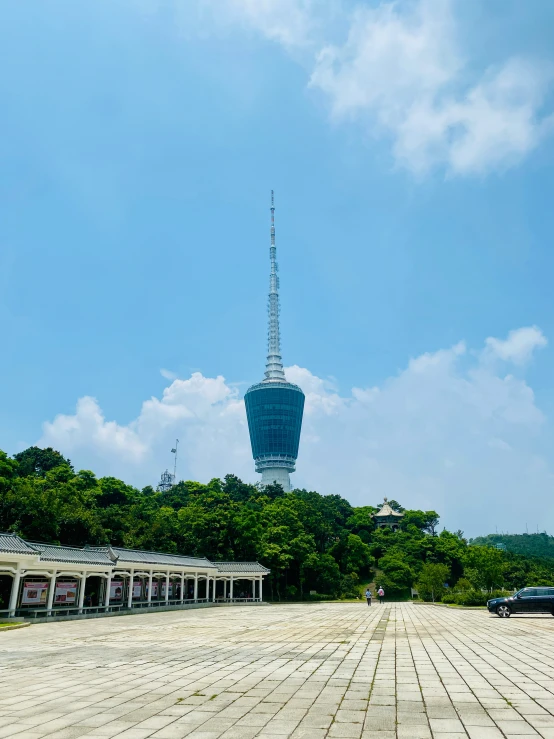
[365,589,372,606]
[378,587,385,604]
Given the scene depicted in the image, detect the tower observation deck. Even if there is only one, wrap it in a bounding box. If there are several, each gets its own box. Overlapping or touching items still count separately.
[244,192,304,492]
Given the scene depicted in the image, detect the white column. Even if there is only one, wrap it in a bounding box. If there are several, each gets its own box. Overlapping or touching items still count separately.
[165,572,170,604]
[224,579,228,599]
[259,577,263,602]
[180,573,185,603]
[212,577,216,603]
[147,572,153,604]
[251,579,254,600]
[104,574,111,609]
[127,570,134,609]
[8,568,22,616]
[46,571,57,614]
[193,574,198,602]
[78,572,87,613]
[230,576,234,601]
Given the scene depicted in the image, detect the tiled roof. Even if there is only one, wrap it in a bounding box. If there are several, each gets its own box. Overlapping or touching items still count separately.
[0,535,269,575]
[373,500,404,518]
[29,543,115,566]
[0,533,39,556]
[105,546,215,569]
[213,562,270,574]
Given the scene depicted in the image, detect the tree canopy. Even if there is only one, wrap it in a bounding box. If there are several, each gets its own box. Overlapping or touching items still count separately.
[1,447,553,601]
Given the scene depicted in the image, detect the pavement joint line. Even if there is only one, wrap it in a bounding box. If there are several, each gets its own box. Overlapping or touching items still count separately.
[405,603,553,739]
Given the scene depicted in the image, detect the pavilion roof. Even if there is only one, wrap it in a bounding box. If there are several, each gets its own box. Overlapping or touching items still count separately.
[373,499,404,518]
[213,562,270,574]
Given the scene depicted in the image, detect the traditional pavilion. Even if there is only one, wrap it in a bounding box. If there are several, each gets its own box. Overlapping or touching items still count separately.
[372,498,404,531]
[0,533,269,620]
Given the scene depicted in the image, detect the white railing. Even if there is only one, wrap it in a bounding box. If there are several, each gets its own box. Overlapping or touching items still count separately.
[0,596,262,620]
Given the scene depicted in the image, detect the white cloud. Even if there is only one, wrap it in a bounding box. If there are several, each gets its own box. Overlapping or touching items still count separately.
[196,0,554,175]
[308,0,554,175]
[218,0,316,49]
[484,325,547,365]
[40,327,553,535]
[160,368,178,381]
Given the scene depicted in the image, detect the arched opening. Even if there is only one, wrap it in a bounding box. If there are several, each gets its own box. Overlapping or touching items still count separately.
[0,574,13,611]
[84,575,103,607]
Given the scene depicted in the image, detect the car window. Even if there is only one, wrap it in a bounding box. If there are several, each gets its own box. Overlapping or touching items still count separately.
[536,588,550,597]
[520,588,539,597]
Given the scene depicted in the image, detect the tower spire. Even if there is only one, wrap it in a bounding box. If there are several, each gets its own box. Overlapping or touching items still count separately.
[265,190,286,381]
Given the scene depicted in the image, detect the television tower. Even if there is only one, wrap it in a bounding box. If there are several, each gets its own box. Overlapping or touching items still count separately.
[244,192,305,491]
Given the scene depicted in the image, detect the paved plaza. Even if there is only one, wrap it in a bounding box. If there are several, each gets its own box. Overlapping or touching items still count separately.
[1,604,554,739]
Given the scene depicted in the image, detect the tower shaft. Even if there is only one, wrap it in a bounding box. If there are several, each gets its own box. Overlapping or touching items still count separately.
[265,190,286,381]
[244,192,305,492]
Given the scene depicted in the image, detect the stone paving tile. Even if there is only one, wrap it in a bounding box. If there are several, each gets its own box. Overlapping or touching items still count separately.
[2,604,554,739]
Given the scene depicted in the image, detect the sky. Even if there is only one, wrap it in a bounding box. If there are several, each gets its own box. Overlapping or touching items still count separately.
[1,0,554,537]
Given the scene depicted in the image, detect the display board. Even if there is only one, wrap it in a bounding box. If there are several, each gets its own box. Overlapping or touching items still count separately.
[109,580,124,600]
[54,582,77,604]
[132,581,142,599]
[21,581,48,605]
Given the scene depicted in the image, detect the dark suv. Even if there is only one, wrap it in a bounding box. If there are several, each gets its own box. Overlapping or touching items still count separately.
[488,587,554,618]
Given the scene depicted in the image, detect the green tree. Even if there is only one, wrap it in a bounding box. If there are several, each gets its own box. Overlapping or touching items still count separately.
[463,546,504,592]
[13,446,73,476]
[416,562,450,602]
[378,552,414,596]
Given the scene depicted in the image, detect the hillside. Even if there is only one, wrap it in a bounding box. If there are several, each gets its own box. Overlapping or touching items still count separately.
[471,532,554,560]
[2,446,554,604]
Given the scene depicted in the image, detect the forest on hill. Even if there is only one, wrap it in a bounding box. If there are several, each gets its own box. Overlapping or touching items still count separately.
[471,532,554,560]
[1,446,554,603]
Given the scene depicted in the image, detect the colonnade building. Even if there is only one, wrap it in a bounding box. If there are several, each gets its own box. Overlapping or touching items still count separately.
[0,533,269,620]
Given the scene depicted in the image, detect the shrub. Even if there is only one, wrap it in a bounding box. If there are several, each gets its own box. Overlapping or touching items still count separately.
[441,593,456,604]
[453,578,472,592]
[340,572,361,599]
[489,589,511,600]
[454,590,487,606]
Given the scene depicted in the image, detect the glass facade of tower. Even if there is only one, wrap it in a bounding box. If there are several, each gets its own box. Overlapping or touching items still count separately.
[244,381,305,469]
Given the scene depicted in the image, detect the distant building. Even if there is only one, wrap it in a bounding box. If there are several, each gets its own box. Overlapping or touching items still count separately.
[373,498,404,531]
[244,193,305,492]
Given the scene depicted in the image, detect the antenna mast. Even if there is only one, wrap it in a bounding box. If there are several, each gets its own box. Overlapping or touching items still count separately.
[171,439,179,482]
[264,190,286,381]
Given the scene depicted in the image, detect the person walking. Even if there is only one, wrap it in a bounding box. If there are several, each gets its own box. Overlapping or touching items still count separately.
[378,586,385,604]
[365,588,372,606]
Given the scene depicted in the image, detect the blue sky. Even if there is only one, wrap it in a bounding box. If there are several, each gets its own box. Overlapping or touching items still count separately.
[1,0,554,536]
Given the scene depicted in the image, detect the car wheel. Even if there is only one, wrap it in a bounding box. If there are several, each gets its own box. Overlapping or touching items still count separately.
[496,604,511,618]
